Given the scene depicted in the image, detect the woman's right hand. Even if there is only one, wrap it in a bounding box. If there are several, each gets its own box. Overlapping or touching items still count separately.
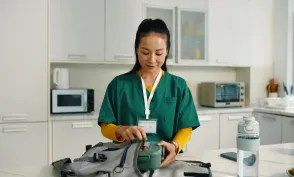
[115,126,147,142]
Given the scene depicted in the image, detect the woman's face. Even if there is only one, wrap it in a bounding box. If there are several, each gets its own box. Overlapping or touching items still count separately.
[137,32,168,74]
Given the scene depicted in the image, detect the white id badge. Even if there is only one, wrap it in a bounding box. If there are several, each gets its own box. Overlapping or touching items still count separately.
[138,119,157,134]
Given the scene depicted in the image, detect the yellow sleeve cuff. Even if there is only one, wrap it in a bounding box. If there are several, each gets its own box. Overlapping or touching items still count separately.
[101,122,125,142]
[172,127,192,153]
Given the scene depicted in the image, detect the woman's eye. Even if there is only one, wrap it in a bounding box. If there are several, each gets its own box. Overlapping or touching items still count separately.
[156,53,163,56]
[142,52,149,55]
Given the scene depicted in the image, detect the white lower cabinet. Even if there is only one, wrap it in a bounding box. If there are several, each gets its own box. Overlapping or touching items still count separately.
[220,112,251,148]
[187,114,220,153]
[0,122,48,168]
[282,116,294,143]
[255,112,282,145]
[52,120,108,161]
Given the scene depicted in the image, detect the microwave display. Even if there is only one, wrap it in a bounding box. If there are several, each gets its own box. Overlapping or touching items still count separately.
[216,84,241,102]
[57,95,82,107]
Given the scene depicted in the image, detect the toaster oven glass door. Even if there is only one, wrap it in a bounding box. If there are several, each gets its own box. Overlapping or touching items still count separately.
[52,90,87,113]
[216,84,241,102]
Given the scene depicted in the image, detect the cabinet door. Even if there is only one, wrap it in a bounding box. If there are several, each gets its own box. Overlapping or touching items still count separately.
[187,114,219,153]
[50,0,104,61]
[52,120,109,161]
[220,112,251,148]
[208,0,251,66]
[282,117,294,143]
[0,0,47,122]
[105,0,142,62]
[142,3,176,64]
[177,7,208,65]
[0,122,48,168]
[255,112,282,145]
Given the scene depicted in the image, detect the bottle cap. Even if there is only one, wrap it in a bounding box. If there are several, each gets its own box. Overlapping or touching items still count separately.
[237,116,259,136]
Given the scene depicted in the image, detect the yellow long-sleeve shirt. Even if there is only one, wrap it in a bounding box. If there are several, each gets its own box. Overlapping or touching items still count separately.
[100,70,192,153]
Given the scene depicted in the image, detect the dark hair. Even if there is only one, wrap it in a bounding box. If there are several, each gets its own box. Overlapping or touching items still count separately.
[130,19,171,72]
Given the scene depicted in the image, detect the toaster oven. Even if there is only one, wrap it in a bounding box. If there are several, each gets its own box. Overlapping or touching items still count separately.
[199,82,245,107]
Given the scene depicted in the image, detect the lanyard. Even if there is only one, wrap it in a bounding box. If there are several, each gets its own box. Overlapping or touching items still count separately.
[140,69,162,119]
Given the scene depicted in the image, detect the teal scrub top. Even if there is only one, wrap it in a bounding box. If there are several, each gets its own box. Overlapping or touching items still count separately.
[98,71,200,142]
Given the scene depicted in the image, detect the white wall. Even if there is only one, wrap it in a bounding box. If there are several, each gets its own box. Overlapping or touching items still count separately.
[249,0,274,102]
[51,63,235,111]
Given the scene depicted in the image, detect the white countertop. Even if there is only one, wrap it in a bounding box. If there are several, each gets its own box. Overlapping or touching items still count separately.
[49,106,294,121]
[254,107,294,118]
[1,143,293,177]
[50,107,254,121]
[196,106,253,115]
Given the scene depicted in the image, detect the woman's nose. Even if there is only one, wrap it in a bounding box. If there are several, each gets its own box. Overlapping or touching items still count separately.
[149,54,156,63]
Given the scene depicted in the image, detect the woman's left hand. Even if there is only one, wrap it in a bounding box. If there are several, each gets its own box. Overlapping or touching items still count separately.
[158,141,177,167]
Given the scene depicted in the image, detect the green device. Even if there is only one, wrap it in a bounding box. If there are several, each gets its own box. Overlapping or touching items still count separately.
[137,141,165,171]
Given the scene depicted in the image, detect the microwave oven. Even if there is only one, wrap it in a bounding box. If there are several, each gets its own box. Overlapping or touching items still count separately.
[50,89,94,114]
[199,82,245,108]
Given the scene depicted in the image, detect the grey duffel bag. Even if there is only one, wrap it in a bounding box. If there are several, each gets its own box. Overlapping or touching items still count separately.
[52,141,212,177]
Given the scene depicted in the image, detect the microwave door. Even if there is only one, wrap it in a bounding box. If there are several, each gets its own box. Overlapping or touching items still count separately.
[216,84,240,103]
[52,90,86,113]
[224,84,241,102]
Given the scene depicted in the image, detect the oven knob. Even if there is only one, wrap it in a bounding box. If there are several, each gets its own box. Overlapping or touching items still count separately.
[241,99,244,102]
[241,86,244,89]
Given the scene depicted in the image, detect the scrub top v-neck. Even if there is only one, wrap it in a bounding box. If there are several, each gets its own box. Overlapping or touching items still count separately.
[98,71,199,142]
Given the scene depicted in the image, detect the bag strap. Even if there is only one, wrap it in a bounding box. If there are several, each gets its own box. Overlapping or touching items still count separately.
[178,160,212,177]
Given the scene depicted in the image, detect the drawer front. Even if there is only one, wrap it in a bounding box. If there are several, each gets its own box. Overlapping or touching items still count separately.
[282,117,294,143]
[256,112,282,145]
[0,122,48,168]
[52,120,108,161]
[187,114,220,153]
[220,112,251,148]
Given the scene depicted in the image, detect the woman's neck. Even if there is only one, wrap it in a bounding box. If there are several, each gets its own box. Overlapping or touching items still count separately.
[140,68,161,86]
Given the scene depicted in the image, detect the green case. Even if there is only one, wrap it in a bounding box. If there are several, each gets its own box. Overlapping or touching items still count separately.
[137,141,164,171]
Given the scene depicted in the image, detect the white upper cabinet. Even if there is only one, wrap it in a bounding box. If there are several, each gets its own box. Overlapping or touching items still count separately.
[142,3,176,65]
[50,0,105,62]
[208,0,251,66]
[142,0,208,66]
[177,7,208,65]
[105,0,143,62]
[0,0,47,122]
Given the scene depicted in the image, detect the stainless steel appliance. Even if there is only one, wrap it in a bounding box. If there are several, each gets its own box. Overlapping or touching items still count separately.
[50,89,94,114]
[199,82,245,107]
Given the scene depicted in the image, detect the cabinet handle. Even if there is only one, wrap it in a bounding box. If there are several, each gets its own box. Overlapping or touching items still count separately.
[72,122,93,129]
[216,58,228,64]
[2,114,27,121]
[114,54,134,60]
[68,54,88,59]
[199,116,212,122]
[3,125,27,133]
[262,115,276,122]
[228,115,243,120]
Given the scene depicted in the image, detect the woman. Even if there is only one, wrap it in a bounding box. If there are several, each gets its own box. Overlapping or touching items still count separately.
[98,19,200,167]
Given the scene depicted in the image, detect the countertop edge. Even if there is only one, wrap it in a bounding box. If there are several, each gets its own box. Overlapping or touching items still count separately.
[50,107,255,121]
